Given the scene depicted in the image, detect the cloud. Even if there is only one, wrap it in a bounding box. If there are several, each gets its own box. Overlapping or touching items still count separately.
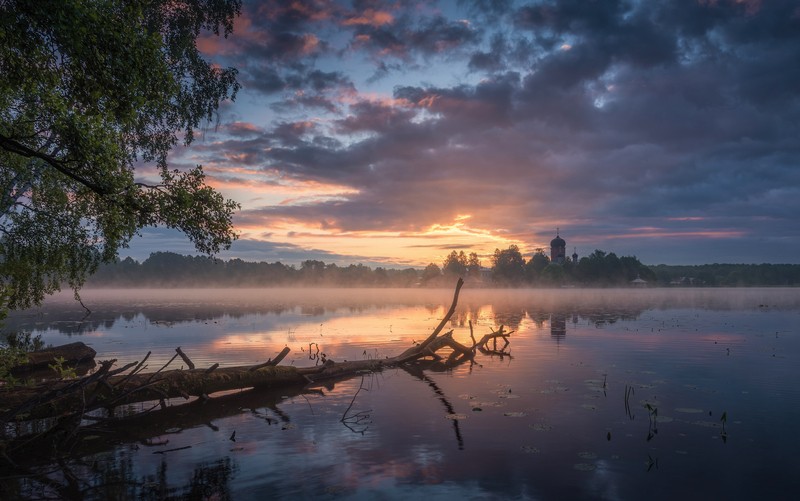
[156,0,800,266]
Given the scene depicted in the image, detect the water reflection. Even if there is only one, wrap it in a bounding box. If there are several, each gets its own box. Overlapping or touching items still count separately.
[551,312,567,340]
[9,287,799,338]
[2,288,800,499]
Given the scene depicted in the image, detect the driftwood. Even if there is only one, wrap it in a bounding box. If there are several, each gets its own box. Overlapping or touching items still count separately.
[0,278,513,465]
[10,342,97,376]
[0,278,518,423]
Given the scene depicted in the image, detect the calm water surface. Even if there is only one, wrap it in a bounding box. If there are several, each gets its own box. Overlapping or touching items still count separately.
[3,287,800,500]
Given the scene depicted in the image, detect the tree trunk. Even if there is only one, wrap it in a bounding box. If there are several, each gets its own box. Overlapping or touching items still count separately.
[1,279,468,423]
[10,342,96,375]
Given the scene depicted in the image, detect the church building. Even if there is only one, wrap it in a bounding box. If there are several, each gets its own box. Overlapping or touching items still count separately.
[550,229,578,265]
[550,229,566,264]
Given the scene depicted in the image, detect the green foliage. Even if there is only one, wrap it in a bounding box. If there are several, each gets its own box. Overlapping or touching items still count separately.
[491,245,526,284]
[573,250,654,285]
[87,249,665,288]
[48,355,77,380]
[442,250,468,277]
[421,263,442,285]
[90,252,424,287]
[0,289,40,385]
[526,249,550,279]
[539,263,566,285]
[0,346,26,386]
[0,0,242,309]
[466,252,481,278]
[3,331,44,352]
[650,263,800,286]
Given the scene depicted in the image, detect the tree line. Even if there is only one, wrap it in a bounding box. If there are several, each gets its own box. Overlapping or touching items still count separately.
[650,263,800,286]
[87,249,800,289]
[87,246,662,288]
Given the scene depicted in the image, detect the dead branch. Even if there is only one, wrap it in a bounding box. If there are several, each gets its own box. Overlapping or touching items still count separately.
[0,277,493,436]
[0,277,522,468]
[175,347,195,370]
[249,346,291,371]
[1,279,473,423]
[475,325,514,357]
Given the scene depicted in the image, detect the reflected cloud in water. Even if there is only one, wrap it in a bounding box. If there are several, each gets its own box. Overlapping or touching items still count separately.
[3,288,800,499]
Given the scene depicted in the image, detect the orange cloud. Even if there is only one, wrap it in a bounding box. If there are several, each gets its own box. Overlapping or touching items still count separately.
[232,215,524,267]
[343,10,394,27]
[261,0,334,23]
[300,34,321,55]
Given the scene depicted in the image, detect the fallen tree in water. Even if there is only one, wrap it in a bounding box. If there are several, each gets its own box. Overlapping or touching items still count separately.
[9,341,97,378]
[0,278,514,464]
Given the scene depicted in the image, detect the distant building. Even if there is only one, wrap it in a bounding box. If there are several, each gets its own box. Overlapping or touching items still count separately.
[572,247,578,263]
[550,229,566,264]
[550,312,566,339]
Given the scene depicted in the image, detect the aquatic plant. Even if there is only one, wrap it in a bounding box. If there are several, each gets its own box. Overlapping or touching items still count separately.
[646,455,659,472]
[720,411,728,443]
[645,402,658,441]
[624,384,635,420]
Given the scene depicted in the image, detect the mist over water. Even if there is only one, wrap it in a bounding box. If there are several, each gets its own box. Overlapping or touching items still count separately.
[4,287,800,499]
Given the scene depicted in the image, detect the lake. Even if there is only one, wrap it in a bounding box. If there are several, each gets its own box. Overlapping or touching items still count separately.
[2,286,799,500]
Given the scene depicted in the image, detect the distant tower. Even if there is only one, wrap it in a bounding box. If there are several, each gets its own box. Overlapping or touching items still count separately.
[551,312,566,340]
[550,228,566,264]
[572,247,578,263]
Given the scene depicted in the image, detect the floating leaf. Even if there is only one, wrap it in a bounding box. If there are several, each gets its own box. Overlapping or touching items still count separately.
[675,408,704,414]
[470,401,504,408]
[690,420,719,428]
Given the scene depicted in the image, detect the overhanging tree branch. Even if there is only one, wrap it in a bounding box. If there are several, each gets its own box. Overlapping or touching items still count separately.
[0,133,109,195]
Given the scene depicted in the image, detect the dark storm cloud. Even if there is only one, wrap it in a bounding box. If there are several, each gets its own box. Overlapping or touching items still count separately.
[242,66,286,94]
[458,0,515,23]
[394,74,518,127]
[333,100,417,134]
[289,70,354,93]
[250,0,337,31]
[180,0,800,265]
[347,13,480,60]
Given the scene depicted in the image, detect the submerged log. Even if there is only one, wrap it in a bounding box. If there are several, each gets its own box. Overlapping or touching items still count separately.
[0,365,308,421]
[1,279,469,423]
[0,278,524,469]
[10,342,96,375]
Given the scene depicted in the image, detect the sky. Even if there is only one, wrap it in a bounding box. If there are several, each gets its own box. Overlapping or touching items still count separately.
[127,0,800,268]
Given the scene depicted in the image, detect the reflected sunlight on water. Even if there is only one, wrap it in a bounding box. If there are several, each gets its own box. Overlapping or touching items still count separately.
[3,287,800,499]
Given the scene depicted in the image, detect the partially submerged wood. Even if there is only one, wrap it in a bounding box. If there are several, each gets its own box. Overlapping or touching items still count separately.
[1,278,521,459]
[0,365,307,421]
[0,278,516,425]
[10,342,96,375]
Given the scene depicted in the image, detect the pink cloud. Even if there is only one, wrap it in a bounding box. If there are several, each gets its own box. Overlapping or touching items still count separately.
[342,10,394,27]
